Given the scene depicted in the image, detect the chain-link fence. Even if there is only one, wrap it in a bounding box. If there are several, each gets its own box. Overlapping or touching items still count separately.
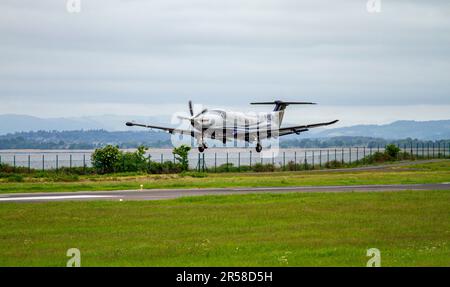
[1,143,449,172]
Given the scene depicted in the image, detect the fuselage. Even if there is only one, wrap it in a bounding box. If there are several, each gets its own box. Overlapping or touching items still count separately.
[193,109,282,131]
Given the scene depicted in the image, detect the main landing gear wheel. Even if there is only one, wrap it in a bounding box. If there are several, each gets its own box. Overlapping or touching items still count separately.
[256,143,262,153]
[198,143,208,153]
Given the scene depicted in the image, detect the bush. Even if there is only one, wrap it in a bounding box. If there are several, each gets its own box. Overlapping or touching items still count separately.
[92,145,121,174]
[215,163,235,172]
[325,160,344,169]
[118,146,149,172]
[385,144,401,159]
[181,171,208,178]
[147,161,182,174]
[252,163,276,172]
[5,174,24,182]
[173,145,191,171]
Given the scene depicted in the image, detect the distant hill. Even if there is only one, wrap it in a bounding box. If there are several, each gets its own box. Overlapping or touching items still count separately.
[1,130,448,150]
[311,120,450,140]
[0,130,172,149]
[0,114,170,135]
[1,115,450,141]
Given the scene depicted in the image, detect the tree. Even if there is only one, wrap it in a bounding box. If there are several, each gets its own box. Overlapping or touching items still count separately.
[91,145,121,174]
[385,144,400,159]
[173,145,191,171]
[119,146,149,172]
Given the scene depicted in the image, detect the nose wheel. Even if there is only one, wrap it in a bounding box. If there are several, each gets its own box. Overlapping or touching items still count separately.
[198,143,208,153]
[256,143,262,153]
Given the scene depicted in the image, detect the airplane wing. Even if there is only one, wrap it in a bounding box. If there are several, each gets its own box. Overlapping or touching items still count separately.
[126,122,196,136]
[278,120,339,136]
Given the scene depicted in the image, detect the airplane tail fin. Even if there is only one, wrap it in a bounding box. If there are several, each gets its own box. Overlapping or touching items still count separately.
[250,100,316,112]
[251,100,317,126]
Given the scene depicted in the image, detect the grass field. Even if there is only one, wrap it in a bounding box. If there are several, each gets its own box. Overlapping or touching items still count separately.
[1,160,449,194]
[0,190,449,266]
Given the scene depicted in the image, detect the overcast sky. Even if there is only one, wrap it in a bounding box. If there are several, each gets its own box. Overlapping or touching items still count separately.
[0,0,449,127]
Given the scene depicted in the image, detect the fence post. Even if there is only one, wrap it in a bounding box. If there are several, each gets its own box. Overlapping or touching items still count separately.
[312,151,315,169]
[283,152,286,170]
[249,151,252,168]
[28,155,31,173]
[341,148,344,165]
[327,149,329,164]
[356,147,359,163]
[349,148,352,164]
[42,155,45,171]
[272,152,274,166]
[319,150,322,169]
[70,154,72,169]
[294,151,297,171]
[238,152,241,171]
[13,155,16,170]
[305,150,308,170]
[202,153,205,172]
[304,151,307,170]
[214,153,217,172]
[161,154,163,164]
[334,149,337,162]
[226,152,229,172]
[84,154,86,173]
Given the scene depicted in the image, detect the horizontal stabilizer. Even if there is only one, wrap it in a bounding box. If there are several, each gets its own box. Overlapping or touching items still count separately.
[251,101,316,105]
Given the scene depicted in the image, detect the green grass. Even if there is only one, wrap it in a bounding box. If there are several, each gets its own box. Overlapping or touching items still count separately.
[0,190,449,266]
[0,160,449,194]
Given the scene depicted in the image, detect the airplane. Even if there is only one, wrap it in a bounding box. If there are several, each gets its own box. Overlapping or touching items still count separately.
[126,100,338,153]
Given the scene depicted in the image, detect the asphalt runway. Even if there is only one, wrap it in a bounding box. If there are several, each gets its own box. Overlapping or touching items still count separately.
[0,183,449,203]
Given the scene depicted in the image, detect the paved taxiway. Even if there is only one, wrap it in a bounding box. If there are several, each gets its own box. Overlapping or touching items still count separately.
[0,183,449,203]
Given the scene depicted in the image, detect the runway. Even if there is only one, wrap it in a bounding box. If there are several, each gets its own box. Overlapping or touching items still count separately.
[0,183,449,203]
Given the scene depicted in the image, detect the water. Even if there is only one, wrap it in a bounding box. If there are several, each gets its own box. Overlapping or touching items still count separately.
[0,147,401,170]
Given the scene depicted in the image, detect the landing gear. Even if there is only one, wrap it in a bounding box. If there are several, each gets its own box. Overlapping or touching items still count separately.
[198,143,208,153]
[256,143,262,153]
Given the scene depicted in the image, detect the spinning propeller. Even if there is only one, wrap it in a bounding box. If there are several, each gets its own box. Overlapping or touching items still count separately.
[177,100,208,126]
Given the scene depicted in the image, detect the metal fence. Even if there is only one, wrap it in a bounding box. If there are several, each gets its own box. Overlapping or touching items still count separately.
[1,143,449,172]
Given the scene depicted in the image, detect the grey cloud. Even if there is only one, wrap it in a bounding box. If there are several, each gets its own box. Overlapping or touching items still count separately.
[0,0,449,114]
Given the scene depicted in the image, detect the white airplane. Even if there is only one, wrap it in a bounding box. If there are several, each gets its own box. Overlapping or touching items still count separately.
[126,100,338,153]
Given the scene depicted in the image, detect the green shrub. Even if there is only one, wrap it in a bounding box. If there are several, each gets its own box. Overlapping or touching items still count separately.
[6,174,24,182]
[181,171,208,178]
[385,144,401,159]
[91,145,121,174]
[325,160,344,169]
[118,146,149,172]
[252,163,276,172]
[147,161,182,174]
[173,145,191,171]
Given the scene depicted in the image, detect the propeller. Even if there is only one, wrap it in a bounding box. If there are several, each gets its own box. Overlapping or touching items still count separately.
[178,101,208,127]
